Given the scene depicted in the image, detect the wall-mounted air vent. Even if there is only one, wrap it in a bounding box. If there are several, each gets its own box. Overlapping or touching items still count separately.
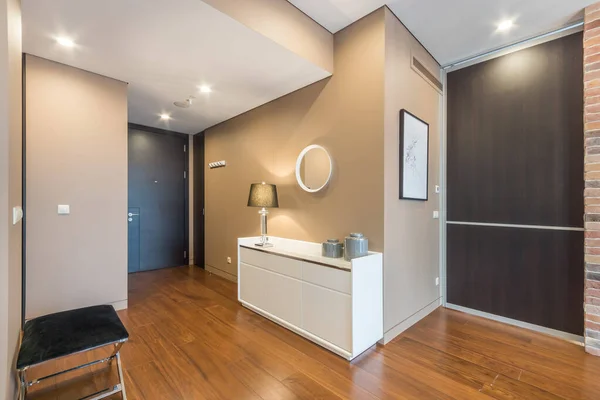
[412,56,443,94]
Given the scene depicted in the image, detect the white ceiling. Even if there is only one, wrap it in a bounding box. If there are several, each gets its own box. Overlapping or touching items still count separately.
[23,0,330,134]
[288,0,594,65]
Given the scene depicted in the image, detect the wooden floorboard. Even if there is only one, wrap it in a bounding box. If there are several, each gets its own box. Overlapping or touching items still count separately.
[26,266,600,399]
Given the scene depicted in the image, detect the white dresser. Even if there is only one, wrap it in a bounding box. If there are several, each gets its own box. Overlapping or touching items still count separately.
[237,236,383,360]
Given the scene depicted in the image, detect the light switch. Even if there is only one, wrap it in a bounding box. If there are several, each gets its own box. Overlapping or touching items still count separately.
[58,205,70,215]
[433,210,439,219]
[435,185,440,194]
[12,206,23,225]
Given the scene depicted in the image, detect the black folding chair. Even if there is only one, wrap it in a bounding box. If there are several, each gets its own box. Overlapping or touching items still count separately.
[16,305,129,399]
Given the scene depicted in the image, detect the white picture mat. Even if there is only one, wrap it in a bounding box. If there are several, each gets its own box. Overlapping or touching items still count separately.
[401,112,428,200]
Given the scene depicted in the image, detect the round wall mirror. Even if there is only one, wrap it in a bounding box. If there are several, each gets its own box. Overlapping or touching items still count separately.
[295,144,332,193]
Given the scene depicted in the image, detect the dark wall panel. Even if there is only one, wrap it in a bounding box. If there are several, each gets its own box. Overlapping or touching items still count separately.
[447,224,584,335]
[447,33,584,227]
[193,133,205,268]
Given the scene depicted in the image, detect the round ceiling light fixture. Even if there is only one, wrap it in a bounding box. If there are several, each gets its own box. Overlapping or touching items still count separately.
[174,95,195,108]
[497,19,514,32]
[56,36,75,47]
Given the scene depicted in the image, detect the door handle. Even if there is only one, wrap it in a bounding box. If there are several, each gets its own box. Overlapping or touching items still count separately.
[128,213,139,217]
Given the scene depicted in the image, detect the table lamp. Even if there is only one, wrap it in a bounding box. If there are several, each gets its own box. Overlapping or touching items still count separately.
[247,182,279,247]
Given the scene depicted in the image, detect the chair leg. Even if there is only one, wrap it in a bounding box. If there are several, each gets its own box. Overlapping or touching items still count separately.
[116,351,127,400]
[18,370,27,400]
[107,342,124,365]
[107,343,127,399]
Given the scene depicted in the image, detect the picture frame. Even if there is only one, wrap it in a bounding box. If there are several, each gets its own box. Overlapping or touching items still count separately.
[399,109,429,201]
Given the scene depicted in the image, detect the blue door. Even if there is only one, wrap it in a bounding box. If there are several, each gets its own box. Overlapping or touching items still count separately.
[128,127,187,272]
[127,207,141,273]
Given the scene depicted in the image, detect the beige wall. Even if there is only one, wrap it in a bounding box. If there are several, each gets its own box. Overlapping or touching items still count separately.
[204,9,386,280]
[25,55,128,318]
[383,8,441,336]
[0,0,21,398]
[203,7,441,342]
[202,0,333,73]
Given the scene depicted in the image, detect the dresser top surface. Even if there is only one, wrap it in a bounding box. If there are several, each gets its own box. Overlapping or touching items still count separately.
[238,237,381,271]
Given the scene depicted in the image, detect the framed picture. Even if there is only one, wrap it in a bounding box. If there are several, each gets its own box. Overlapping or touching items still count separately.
[399,109,429,201]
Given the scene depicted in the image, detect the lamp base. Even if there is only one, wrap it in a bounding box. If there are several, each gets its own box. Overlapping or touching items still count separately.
[254,242,273,248]
[255,234,273,247]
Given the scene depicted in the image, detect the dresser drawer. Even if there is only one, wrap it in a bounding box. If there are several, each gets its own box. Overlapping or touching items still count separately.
[240,247,302,279]
[240,262,302,327]
[302,282,352,351]
[302,261,351,294]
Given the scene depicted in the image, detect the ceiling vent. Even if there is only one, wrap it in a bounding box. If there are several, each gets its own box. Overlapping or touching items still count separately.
[174,96,195,108]
[412,56,443,94]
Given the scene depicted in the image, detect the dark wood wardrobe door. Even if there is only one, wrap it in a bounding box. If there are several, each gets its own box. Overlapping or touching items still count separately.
[446,33,584,335]
[447,224,584,335]
[447,32,584,227]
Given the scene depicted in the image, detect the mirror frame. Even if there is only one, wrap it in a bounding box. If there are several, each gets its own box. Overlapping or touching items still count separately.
[295,144,333,193]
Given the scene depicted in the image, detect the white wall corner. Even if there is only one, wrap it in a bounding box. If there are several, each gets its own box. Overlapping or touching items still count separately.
[111,299,128,312]
[380,297,441,344]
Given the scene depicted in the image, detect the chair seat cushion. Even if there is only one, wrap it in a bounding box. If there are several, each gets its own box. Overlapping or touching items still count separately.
[17,305,129,370]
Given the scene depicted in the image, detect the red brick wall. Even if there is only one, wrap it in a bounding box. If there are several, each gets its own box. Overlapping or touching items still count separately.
[585,3,600,356]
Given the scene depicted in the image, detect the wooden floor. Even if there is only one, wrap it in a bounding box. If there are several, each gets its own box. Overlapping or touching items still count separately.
[27,266,600,399]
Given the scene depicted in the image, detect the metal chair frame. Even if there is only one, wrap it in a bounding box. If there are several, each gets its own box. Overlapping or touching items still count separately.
[17,339,127,400]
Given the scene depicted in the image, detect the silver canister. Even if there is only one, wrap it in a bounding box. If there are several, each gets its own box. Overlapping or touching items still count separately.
[322,239,344,258]
[344,233,368,261]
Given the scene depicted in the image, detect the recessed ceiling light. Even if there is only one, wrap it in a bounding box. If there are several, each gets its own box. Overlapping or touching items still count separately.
[199,85,212,93]
[497,20,514,32]
[56,36,75,47]
[159,113,171,121]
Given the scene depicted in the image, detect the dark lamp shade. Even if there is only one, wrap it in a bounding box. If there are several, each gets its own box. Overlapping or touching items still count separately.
[247,183,279,208]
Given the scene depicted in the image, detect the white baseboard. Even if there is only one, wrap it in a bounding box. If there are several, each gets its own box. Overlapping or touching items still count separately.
[205,265,238,282]
[381,297,441,344]
[445,303,584,345]
[111,299,128,311]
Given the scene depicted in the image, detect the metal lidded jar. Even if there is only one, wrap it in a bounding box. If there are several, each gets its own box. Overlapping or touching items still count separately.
[322,239,344,258]
[344,233,368,261]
